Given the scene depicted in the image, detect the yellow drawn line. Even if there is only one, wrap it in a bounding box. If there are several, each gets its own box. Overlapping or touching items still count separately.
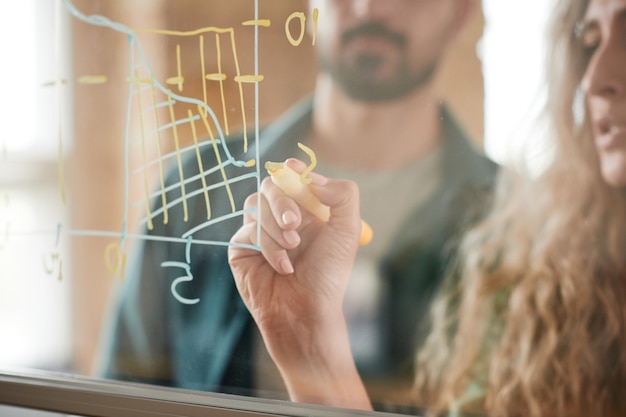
[168,90,189,222]
[188,109,211,220]
[134,68,154,231]
[234,75,264,83]
[215,33,229,137]
[176,43,184,91]
[136,27,234,37]
[228,30,249,152]
[199,35,208,118]
[151,82,169,225]
[206,73,227,81]
[165,44,184,90]
[197,104,236,213]
[312,8,319,46]
[78,75,108,85]
[242,19,271,27]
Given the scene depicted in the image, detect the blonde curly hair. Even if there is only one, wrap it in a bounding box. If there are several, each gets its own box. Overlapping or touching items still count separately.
[415,0,626,415]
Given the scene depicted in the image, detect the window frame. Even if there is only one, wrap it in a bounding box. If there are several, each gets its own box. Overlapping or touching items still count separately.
[0,369,390,417]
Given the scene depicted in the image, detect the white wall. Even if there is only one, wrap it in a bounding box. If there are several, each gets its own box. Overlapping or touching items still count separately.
[482,0,553,172]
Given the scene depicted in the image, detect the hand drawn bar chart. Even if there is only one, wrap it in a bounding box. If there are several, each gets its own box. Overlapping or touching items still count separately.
[1,0,318,299]
[62,0,267,289]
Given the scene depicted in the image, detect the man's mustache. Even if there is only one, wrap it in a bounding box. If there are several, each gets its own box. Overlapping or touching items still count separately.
[341,22,406,48]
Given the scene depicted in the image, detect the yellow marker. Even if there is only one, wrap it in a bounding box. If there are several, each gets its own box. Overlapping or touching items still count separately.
[265,162,373,246]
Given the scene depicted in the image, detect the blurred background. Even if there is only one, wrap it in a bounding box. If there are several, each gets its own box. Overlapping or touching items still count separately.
[0,0,550,381]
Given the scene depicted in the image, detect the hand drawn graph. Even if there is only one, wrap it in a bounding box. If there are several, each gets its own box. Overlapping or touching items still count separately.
[61,0,265,291]
[0,0,317,305]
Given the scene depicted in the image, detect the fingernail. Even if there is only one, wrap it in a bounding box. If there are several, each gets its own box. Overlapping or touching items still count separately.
[283,230,300,246]
[279,257,294,275]
[282,210,298,225]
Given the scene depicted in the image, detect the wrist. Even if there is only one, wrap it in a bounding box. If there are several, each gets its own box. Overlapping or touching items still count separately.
[270,315,372,410]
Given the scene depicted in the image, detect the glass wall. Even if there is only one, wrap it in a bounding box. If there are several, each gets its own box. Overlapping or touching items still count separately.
[0,0,554,415]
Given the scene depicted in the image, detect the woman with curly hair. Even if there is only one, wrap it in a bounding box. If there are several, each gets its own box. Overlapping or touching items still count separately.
[415,0,626,415]
[228,0,626,415]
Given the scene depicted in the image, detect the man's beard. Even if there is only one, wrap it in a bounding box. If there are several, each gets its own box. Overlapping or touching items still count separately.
[319,22,439,103]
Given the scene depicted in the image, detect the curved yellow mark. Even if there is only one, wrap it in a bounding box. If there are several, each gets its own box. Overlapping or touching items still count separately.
[104,242,128,282]
[245,159,256,168]
[297,142,317,184]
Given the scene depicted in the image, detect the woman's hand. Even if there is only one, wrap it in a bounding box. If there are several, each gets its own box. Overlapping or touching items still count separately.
[228,159,371,410]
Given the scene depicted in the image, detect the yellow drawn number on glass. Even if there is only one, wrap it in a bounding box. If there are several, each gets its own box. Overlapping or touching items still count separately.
[43,252,63,281]
[311,8,318,46]
[285,12,306,46]
[285,9,318,46]
[104,242,127,282]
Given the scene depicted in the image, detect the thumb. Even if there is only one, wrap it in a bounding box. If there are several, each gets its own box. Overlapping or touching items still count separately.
[311,177,362,241]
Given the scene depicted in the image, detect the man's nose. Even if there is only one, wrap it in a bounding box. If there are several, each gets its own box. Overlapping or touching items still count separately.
[351,0,396,20]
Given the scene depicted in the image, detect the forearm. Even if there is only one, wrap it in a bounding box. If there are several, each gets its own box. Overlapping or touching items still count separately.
[229,162,368,408]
